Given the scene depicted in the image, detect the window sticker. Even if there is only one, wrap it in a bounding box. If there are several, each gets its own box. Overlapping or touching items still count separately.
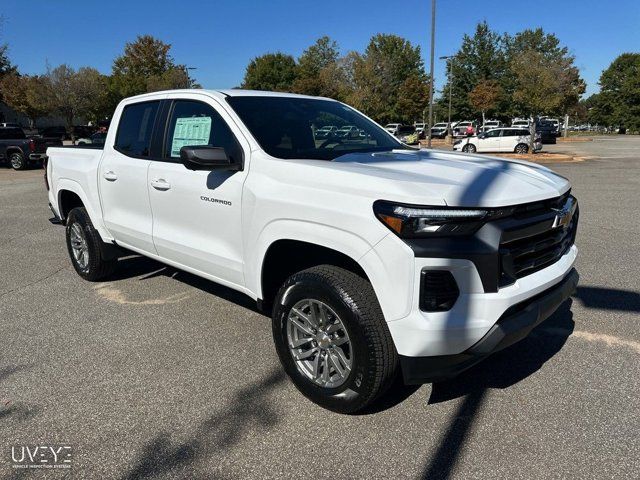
[170,116,212,157]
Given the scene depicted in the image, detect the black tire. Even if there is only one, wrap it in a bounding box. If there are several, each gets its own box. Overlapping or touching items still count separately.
[462,143,476,153]
[515,143,529,154]
[9,152,27,170]
[65,207,117,281]
[272,265,398,413]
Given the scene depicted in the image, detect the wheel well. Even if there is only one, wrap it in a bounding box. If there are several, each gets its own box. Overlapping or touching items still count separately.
[6,147,23,157]
[59,190,84,220]
[260,239,368,312]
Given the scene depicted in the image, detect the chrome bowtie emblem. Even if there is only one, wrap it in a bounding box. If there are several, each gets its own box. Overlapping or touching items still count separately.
[551,197,575,229]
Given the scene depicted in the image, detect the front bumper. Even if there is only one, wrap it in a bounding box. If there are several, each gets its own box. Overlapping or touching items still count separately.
[400,268,578,384]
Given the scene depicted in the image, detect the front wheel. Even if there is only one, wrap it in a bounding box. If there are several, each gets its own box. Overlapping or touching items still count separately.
[272,265,398,413]
[9,152,27,170]
[462,143,476,153]
[515,143,529,154]
[65,207,118,281]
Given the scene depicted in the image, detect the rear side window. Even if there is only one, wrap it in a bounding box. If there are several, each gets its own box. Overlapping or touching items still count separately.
[115,101,160,157]
[163,100,242,163]
[0,128,25,139]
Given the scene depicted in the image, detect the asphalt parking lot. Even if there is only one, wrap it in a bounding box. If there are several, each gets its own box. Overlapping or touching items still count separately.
[1,136,639,479]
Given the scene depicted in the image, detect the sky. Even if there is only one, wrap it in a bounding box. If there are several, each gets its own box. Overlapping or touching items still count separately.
[1,0,639,98]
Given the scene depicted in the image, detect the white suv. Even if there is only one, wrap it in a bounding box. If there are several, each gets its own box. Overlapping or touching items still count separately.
[453,127,541,154]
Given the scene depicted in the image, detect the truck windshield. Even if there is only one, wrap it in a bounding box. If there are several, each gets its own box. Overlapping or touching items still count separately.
[226,96,403,160]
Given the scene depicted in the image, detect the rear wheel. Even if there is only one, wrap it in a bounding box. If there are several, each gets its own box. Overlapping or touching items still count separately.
[272,265,398,413]
[65,207,118,281]
[515,143,529,154]
[9,152,27,170]
[462,143,476,153]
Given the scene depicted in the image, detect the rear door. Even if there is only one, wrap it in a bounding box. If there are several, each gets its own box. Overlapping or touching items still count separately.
[147,96,249,287]
[98,99,163,254]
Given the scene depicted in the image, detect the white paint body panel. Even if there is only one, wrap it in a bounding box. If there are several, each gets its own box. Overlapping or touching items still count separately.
[47,89,576,360]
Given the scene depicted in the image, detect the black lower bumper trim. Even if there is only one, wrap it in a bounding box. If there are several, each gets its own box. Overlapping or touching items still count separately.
[400,268,579,384]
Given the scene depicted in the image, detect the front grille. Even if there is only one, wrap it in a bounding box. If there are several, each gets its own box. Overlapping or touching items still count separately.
[499,195,578,285]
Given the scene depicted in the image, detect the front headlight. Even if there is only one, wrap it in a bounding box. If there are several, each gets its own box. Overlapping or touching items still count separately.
[373,201,512,237]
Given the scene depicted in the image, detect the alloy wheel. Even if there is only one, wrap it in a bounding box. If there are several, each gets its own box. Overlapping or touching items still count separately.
[286,299,352,389]
[69,223,89,269]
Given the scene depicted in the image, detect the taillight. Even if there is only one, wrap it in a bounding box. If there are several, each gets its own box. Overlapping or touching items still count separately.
[44,157,49,191]
[29,139,36,152]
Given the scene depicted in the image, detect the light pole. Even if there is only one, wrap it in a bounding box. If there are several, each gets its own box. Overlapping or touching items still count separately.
[426,0,436,148]
[184,66,197,87]
[439,55,454,142]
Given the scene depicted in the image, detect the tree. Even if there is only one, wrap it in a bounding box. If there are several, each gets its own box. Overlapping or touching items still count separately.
[241,53,298,91]
[438,22,507,120]
[511,50,585,149]
[110,35,191,105]
[45,65,108,136]
[350,34,429,124]
[469,79,502,126]
[293,36,340,97]
[0,74,51,127]
[592,53,640,130]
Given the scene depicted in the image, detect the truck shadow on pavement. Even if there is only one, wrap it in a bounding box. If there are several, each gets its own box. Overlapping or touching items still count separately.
[420,300,575,480]
[108,255,262,314]
[121,368,286,480]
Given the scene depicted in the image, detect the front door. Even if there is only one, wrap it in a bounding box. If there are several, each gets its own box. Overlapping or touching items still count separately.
[477,129,502,152]
[99,99,162,254]
[147,97,249,288]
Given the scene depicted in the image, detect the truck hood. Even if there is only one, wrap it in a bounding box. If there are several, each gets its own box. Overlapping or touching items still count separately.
[326,149,570,207]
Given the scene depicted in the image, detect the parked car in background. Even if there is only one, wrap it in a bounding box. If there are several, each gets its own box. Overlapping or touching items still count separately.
[414,122,426,134]
[430,122,449,139]
[335,125,361,139]
[0,126,62,169]
[39,126,68,141]
[479,120,503,133]
[453,121,476,137]
[384,123,402,135]
[453,127,541,154]
[396,125,418,144]
[72,125,96,139]
[511,119,530,129]
[76,132,107,146]
[536,119,558,144]
[314,125,338,139]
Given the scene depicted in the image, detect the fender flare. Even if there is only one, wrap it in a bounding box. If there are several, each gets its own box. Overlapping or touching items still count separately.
[55,178,112,242]
[249,218,388,307]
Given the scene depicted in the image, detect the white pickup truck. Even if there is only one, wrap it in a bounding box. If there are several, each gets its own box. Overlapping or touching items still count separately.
[46,89,579,413]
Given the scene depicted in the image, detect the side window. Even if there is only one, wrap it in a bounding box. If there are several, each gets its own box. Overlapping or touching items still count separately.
[115,101,160,157]
[485,129,501,138]
[164,100,242,163]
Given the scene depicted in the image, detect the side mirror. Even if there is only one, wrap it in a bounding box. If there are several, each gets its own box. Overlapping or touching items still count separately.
[180,146,239,171]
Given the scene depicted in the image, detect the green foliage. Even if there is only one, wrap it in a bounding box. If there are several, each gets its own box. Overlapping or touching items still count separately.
[293,36,340,96]
[0,73,50,126]
[110,34,192,107]
[589,53,640,129]
[510,49,585,116]
[349,34,429,124]
[439,23,585,121]
[45,65,109,132]
[241,53,298,92]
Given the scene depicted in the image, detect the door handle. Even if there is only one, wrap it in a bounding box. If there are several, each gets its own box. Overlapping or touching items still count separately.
[150,179,171,191]
[103,170,117,181]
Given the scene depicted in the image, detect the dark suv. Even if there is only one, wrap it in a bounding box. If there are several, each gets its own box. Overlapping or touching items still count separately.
[0,127,62,170]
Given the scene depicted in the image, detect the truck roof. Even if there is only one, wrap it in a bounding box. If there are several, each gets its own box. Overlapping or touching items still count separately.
[121,89,334,103]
